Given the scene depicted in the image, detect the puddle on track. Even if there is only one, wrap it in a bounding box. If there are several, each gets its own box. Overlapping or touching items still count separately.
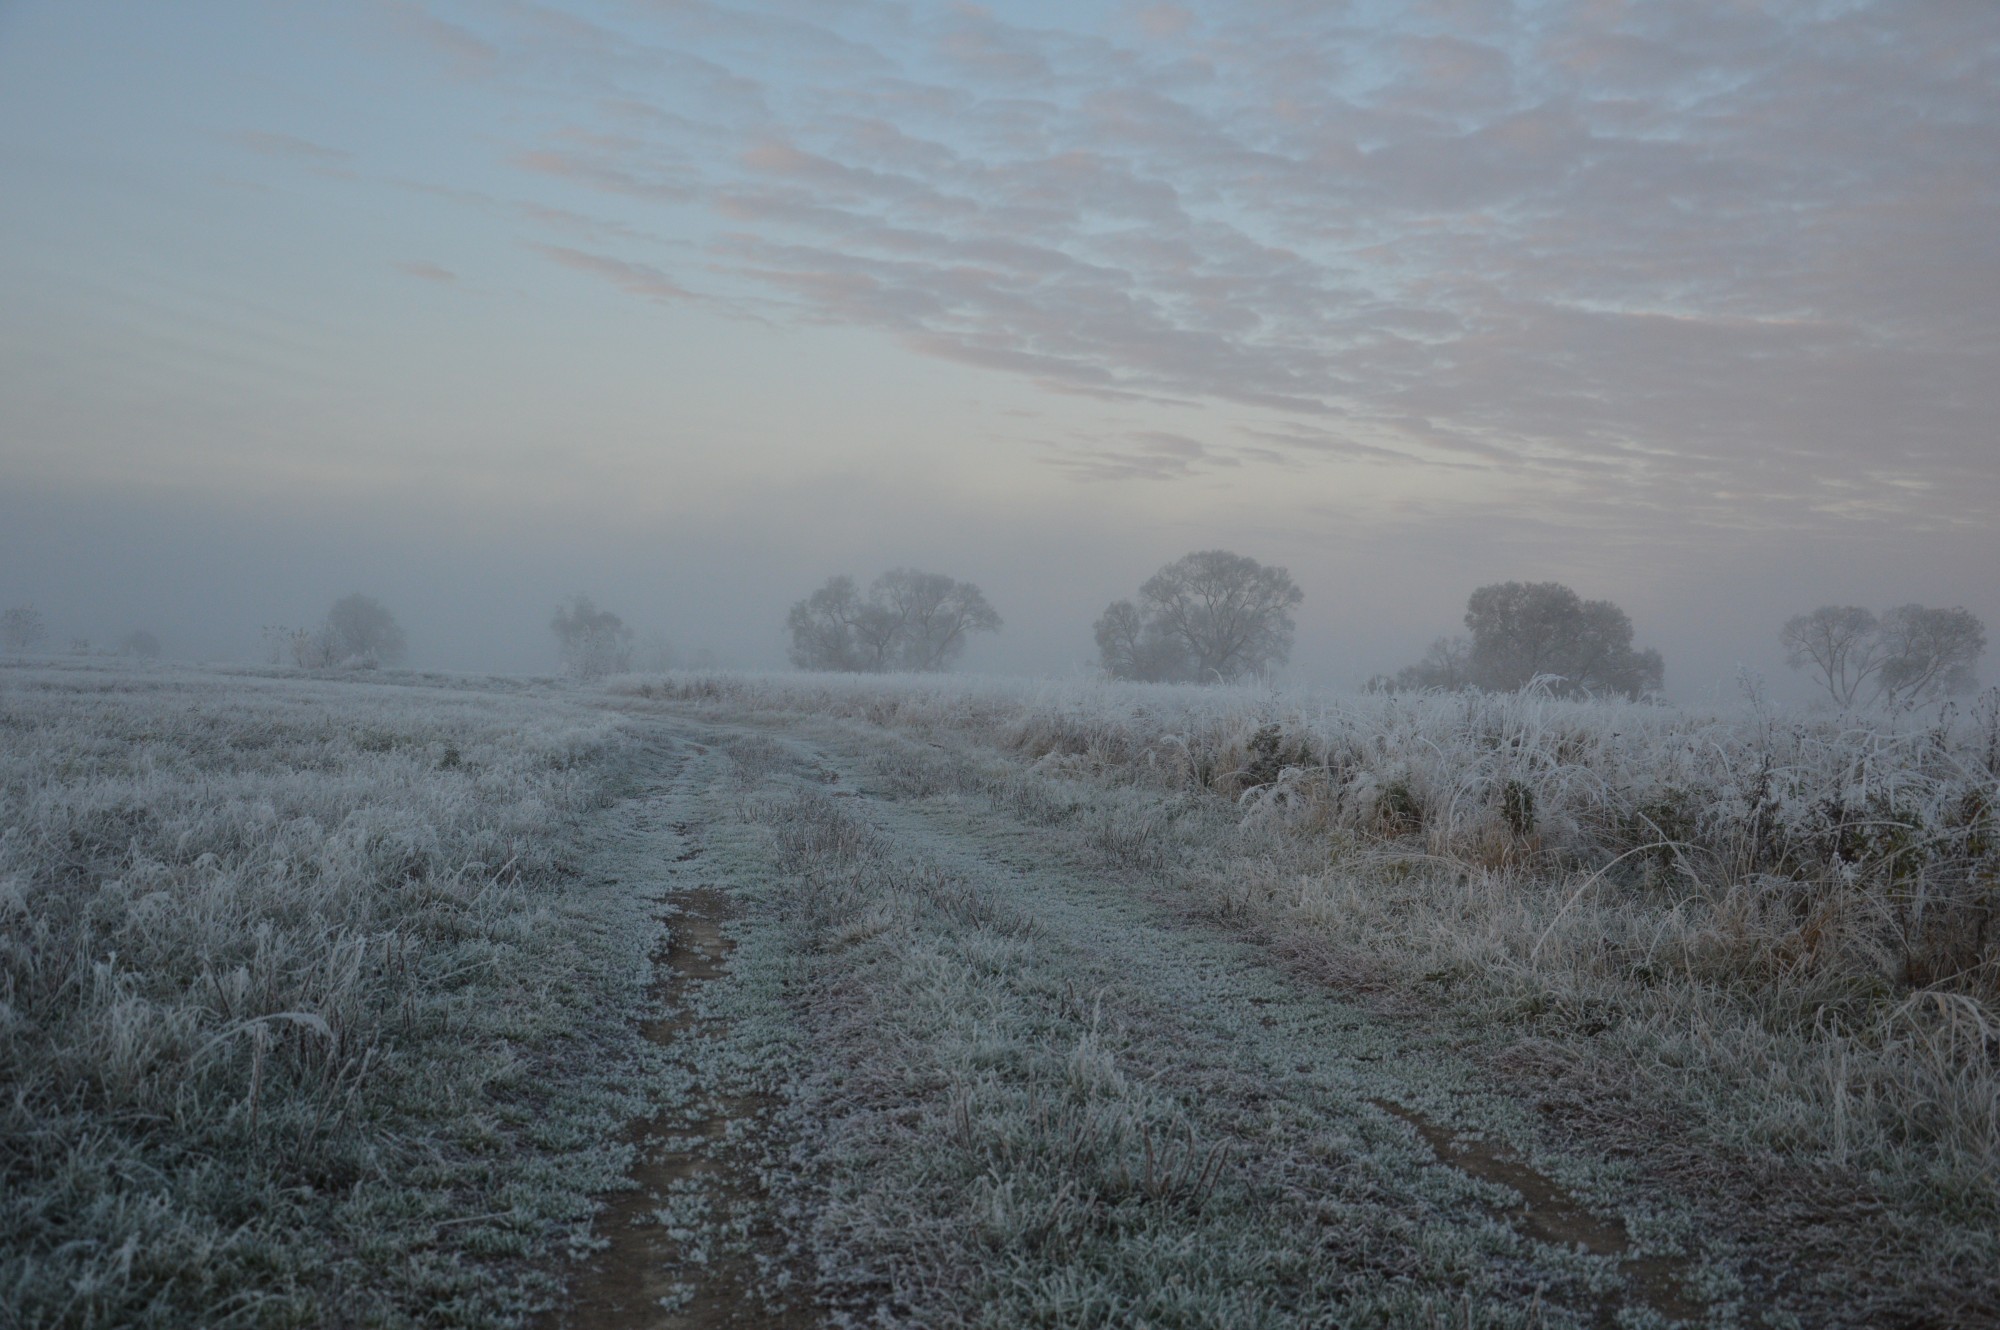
[1373,1100,1706,1327]
[549,886,812,1330]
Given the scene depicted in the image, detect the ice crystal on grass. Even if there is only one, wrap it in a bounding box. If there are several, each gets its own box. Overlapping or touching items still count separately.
[0,658,663,1328]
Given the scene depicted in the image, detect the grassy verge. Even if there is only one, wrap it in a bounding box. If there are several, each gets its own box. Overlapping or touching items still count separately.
[1,660,666,1329]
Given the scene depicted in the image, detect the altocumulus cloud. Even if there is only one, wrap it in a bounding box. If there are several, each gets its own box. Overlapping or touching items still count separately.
[372,0,1998,529]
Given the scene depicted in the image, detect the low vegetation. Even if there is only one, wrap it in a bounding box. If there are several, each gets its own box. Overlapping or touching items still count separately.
[0,659,666,1328]
[623,670,2000,1244]
[10,654,1996,1324]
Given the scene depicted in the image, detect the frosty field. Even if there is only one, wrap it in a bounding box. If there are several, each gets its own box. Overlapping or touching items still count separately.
[4,659,1996,1328]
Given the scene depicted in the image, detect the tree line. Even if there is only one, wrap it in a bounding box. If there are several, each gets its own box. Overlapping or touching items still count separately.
[782,553,1987,706]
[5,568,1984,708]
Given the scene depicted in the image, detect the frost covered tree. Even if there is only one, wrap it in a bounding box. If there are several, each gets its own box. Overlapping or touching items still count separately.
[786,569,999,672]
[1095,550,1302,683]
[1092,599,1190,683]
[1781,603,1983,707]
[1461,581,1663,699]
[325,594,408,668]
[551,594,633,680]
[787,576,871,672]
[874,568,1002,671]
[2,605,47,654]
[1875,605,1984,705]
[1780,606,1882,707]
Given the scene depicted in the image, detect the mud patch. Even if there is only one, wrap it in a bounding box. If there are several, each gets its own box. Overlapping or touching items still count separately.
[1374,1099,1705,1326]
[550,887,811,1330]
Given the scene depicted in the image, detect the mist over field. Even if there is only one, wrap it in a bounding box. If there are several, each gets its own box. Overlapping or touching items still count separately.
[5,478,1993,697]
[5,4,2000,1328]
[3,1,1996,696]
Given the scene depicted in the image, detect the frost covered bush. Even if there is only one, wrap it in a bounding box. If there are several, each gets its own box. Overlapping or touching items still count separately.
[619,672,1999,971]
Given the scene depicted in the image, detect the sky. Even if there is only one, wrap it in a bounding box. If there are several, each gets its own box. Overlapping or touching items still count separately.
[1,0,1994,694]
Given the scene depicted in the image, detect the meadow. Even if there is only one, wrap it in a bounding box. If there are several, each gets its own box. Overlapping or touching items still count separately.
[5,656,1996,1326]
[626,671,2000,1228]
[0,660,669,1328]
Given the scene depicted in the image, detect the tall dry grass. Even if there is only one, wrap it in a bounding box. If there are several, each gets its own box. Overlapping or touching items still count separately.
[617,671,2000,1226]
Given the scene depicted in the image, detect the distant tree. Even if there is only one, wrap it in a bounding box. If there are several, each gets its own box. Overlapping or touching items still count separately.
[787,569,1000,673]
[1780,606,1881,707]
[1096,550,1302,683]
[289,625,339,669]
[1392,635,1474,692]
[325,594,408,668]
[2,605,47,654]
[119,629,163,660]
[551,595,633,680]
[1780,603,1984,707]
[1460,581,1663,699]
[1093,599,1190,682]
[875,568,1002,671]
[787,576,871,672]
[1875,605,1985,706]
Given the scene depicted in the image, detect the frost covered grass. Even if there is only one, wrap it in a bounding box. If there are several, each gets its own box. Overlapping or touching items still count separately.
[1,659,664,1329]
[617,671,2000,1271]
[752,784,1642,1328]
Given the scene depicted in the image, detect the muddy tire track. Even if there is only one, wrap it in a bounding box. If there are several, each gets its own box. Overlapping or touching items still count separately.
[578,712,1765,1326]
[548,793,810,1330]
[1374,1098,1706,1326]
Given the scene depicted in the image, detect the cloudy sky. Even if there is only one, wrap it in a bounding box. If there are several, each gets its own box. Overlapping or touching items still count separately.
[1,0,1994,692]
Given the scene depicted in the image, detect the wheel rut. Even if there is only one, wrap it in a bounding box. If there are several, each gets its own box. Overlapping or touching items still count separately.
[554,713,1745,1327]
[548,753,810,1330]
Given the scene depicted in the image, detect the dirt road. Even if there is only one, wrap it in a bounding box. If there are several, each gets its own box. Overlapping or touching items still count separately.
[548,708,1785,1329]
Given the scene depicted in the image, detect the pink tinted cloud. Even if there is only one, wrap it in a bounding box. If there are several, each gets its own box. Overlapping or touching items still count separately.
[534,244,694,302]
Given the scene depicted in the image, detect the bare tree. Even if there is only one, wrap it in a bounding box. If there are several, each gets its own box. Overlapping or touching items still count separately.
[1391,635,1474,691]
[874,568,1002,671]
[289,625,339,669]
[2,605,47,654]
[119,630,163,660]
[1875,605,1985,706]
[1780,603,1984,707]
[787,576,871,671]
[1780,606,1881,706]
[551,595,633,680]
[259,624,293,665]
[847,596,904,672]
[1459,582,1663,699]
[786,570,1000,673]
[1096,550,1302,682]
[325,594,408,668]
[1092,599,1189,683]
